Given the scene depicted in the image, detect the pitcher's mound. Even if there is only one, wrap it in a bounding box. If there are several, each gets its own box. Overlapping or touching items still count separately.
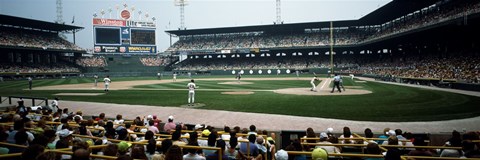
[221,91,254,95]
[219,81,253,85]
[274,88,371,96]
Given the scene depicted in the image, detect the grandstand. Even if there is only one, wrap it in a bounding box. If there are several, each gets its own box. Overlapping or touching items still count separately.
[1,0,480,160]
[166,0,480,87]
[0,14,85,80]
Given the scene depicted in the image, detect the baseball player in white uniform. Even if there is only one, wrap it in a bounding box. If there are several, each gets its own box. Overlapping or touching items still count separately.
[173,73,177,82]
[187,79,197,106]
[103,75,111,92]
[310,76,318,92]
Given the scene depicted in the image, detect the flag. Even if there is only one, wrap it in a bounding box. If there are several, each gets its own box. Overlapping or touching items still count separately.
[71,16,75,24]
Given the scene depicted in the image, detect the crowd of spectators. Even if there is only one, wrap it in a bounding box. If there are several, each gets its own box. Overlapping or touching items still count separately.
[140,56,177,67]
[1,104,480,160]
[167,30,367,52]
[364,0,480,42]
[75,56,106,67]
[341,54,480,83]
[0,28,83,51]
[173,56,348,71]
[0,63,80,73]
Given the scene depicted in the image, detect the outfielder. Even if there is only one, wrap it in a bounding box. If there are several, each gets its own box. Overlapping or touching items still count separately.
[187,79,197,106]
[103,75,111,92]
[173,73,177,82]
[310,76,318,92]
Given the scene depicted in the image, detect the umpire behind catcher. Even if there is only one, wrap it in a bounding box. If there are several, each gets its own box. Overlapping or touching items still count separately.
[331,74,342,93]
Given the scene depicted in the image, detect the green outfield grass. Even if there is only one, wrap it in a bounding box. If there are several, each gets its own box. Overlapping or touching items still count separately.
[1,76,480,122]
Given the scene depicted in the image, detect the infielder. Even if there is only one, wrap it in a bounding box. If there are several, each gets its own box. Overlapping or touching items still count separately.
[103,75,111,92]
[94,74,98,87]
[310,76,318,92]
[349,74,355,80]
[173,73,177,82]
[187,79,197,106]
[296,70,300,79]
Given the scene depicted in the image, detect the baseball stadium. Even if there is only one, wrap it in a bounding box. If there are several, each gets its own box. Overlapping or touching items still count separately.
[1,0,480,159]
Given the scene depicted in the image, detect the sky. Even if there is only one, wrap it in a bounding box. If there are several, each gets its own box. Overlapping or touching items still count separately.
[0,0,391,52]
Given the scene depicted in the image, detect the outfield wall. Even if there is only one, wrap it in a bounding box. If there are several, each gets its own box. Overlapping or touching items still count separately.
[174,68,341,75]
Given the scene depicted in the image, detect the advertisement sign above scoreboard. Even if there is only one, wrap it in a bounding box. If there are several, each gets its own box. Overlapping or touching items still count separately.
[93,18,126,27]
[127,21,156,28]
[94,45,156,53]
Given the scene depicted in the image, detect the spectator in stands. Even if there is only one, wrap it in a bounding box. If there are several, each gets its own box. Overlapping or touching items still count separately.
[461,140,480,158]
[365,143,383,160]
[311,148,328,160]
[364,128,377,144]
[340,126,355,144]
[101,143,118,157]
[248,125,257,135]
[316,132,341,156]
[95,113,105,121]
[114,114,124,126]
[385,136,401,160]
[72,148,90,160]
[130,144,148,159]
[165,145,183,160]
[408,137,433,156]
[303,127,317,151]
[206,139,229,160]
[21,144,45,160]
[240,134,260,159]
[226,135,241,159]
[148,120,159,134]
[164,115,176,133]
[285,139,306,160]
[440,130,462,157]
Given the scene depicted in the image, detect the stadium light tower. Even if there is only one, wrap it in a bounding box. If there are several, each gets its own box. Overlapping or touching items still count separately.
[276,0,282,24]
[174,0,188,29]
[56,0,67,39]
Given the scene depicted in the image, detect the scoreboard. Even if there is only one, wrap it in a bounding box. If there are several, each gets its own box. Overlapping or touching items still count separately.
[93,18,156,54]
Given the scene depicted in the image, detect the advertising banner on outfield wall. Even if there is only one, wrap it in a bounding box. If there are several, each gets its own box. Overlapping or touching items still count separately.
[93,18,126,27]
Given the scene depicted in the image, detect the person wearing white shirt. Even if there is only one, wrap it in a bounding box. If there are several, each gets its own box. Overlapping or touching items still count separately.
[103,75,111,92]
[187,79,197,106]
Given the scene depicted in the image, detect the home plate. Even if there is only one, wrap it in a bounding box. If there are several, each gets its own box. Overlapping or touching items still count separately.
[54,93,105,96]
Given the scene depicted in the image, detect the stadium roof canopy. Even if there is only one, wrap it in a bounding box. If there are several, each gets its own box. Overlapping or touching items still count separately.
[0,14,84,32]
[166,20,360,36]
[359,0,440,25]
[166,0,439,36]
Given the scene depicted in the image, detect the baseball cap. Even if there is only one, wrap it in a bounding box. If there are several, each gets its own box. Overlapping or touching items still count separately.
[275,149,288,160]
[386,130,396,136]
[202,129,211,136]
[194,124,204,130]
[57,129,73,138]
[117,141,132,152]
[147,115,153,119]
[168,115,174,120]
[326,128,334,133]
[320,132,328,139]
[312,148,328,160]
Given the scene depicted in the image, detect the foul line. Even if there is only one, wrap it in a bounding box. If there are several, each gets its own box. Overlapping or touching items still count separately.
[320,78,331,90]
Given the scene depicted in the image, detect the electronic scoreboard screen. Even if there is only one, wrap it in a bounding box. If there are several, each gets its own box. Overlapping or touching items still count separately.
[131,29,155,45]
[95,28,120,44]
